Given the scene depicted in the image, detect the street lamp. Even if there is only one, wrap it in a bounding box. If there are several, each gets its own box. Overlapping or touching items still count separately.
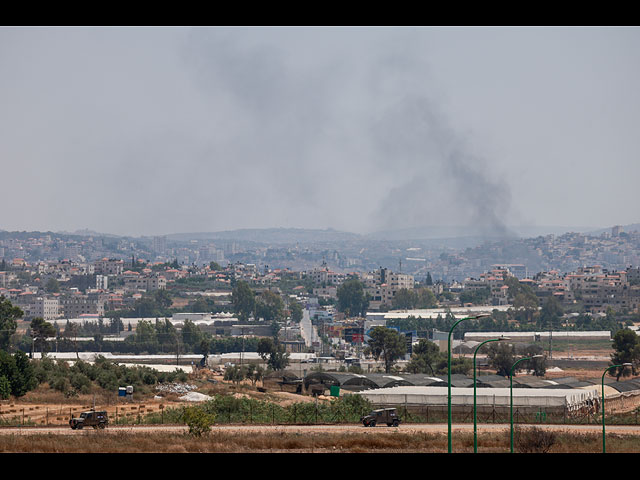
[473,336,508,453]
[602,363,632,453]
[510,354,544,453]
[447,313,490,453]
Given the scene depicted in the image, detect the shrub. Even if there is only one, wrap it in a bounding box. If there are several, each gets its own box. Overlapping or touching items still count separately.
[514,426,556,453]
[183,406,215,437]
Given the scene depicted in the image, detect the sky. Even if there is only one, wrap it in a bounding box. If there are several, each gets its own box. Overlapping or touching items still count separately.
[1,26,639,238]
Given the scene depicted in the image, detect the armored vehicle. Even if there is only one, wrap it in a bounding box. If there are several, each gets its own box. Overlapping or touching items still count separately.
[361,407,401,427]
[69,410,108,430]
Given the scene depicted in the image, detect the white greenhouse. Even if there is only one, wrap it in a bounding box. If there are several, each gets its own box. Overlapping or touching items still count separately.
[354,385,600,415]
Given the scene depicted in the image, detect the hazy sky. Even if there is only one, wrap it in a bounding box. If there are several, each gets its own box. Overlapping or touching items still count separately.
[1,26,639,237]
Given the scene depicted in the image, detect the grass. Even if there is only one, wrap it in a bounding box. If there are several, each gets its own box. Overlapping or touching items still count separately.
[0,429,638,453]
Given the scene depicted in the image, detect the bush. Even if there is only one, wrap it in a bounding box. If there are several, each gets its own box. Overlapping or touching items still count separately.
[514,426,556,453]
[183,406,215,437]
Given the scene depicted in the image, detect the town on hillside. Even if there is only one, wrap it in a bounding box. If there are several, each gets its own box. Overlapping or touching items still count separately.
[0,225,639,366]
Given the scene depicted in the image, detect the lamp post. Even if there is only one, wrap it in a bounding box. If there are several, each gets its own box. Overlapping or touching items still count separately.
[473,336,507,453]
[602,363,632,453]
[510,354,543,453]
[447,314,489,453]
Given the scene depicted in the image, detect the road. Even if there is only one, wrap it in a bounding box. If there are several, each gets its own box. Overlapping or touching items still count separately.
[2,422,640,436]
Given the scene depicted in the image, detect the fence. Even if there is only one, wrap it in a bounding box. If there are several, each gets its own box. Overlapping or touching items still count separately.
[3,398,640,428]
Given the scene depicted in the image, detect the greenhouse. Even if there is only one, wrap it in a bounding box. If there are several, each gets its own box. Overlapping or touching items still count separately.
[353,385,601,415]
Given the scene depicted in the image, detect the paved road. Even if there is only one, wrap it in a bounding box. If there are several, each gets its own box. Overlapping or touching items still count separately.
[2,423,640,435]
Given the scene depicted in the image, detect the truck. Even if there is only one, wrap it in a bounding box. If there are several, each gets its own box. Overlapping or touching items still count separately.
[361,408,401,427]
[69,409,109,430]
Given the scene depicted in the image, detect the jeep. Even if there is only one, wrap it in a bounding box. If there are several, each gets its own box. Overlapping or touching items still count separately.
[361,407,401,427]
[69,410,108,430]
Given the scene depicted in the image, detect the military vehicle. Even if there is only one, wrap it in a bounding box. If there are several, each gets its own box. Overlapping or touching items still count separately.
[361,408,401,427]
[69,409,108,430]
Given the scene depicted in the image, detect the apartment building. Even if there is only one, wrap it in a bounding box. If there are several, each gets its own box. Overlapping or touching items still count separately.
[60,293,105,318]
[16,296,60,321]
[123,274,166,292]
[93,258,124,276]
[307,265,346,286]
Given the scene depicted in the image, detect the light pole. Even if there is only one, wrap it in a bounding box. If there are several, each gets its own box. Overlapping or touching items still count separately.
[510,354,543,453]
[602,363,632,453]
[447,314,489,453]
[473,336,507,453]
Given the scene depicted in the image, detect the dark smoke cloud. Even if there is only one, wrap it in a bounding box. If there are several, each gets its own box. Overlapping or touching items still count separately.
[367,89,514,238]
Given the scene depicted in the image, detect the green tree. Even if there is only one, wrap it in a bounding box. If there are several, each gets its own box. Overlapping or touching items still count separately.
[486,342,517,377]
[288,300,304,323]
[0,297,22,350]
[415,287,437,308]
[181,319,203,349]
[30,317,56,356]
[406,338,442,374]
[135,320,158,344]
[610,329,640,379]
[254,290,284,322]
[12,350,37,396]
[0,376,10,400]
[538,296,563,330]
[364,326,407,373]
[336,277,369,318]
[232,281,255,322]
[256,337,289,371]
[392,288,417,309]
[45,278,60,293]
[513,292,539,324]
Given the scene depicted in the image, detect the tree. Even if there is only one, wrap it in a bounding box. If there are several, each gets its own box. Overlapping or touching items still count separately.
[513,293,539,324]
[288,300,304,323]
[538,296,563,330]
[0,297,22,351]
[523,345,547,377]
[232,281,255,322]
[336,277,369,318]
[415,287,437,308]
[406,339,442,374]
[392,288,417,309]
[254,290,284,322]
[181,319,203,349]
[364,326,406,373]
[0,350,36,398]
[486,342,517,377]
[45,278,60,293]
[610,329,640,379]
[256,337,289,371]
[30,317,56,356]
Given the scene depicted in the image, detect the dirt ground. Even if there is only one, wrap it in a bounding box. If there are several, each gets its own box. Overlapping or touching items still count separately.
[0,371,328,427]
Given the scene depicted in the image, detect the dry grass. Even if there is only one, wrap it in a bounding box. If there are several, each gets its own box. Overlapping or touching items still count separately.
[1,429,637,453]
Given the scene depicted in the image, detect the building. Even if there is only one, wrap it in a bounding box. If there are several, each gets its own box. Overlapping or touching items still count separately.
[123,274,166,292]
[93,258,124,276]
[60,293,105,318]
[16,296,60,321]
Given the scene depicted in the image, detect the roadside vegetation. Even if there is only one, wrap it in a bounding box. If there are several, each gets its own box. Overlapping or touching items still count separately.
[1,428,639,453]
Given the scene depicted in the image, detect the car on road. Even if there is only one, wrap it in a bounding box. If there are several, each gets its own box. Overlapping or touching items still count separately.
[361,408,401,427]
[69,410,108,430]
